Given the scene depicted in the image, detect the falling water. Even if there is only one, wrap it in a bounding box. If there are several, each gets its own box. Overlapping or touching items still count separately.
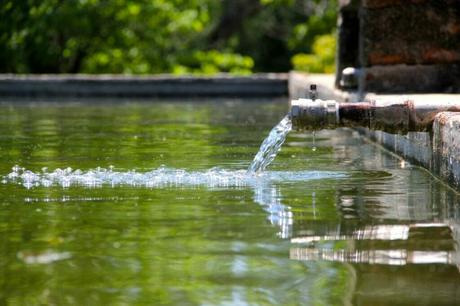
[248,115,292,173]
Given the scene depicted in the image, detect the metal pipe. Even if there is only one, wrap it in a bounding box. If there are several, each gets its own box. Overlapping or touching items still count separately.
[290,98,460,134]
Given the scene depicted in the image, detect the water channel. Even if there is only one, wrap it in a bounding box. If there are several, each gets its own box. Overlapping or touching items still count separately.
[0,99,459,305]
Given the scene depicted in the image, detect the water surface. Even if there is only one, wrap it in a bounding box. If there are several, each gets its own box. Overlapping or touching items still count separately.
[0,99,459,305]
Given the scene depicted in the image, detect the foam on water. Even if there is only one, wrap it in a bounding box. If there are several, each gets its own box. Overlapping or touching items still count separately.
[248,115,292,173]
[4,165,344,189]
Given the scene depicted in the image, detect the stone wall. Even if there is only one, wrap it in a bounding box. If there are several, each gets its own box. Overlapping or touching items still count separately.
[361,0,460,67]
[337,0,460,93]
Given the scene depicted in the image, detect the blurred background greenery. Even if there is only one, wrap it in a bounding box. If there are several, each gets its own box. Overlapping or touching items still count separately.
[0,0,337,75]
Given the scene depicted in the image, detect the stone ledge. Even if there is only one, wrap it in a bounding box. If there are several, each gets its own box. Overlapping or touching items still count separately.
[355,98,460,189]
[0,74,288,98]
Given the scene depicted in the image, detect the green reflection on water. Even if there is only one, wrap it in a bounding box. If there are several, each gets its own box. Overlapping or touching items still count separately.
[0,99,459,306]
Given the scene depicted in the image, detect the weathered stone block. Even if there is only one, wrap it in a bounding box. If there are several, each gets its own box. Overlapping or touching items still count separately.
[360,1,460,66]
[362,64,460,93]
[433,112,460,188]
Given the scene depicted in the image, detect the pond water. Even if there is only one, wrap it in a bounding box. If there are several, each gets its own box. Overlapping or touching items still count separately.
[0,99,459,305]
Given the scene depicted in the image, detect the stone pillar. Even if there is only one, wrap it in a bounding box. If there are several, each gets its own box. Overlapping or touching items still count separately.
[335,0,361,88]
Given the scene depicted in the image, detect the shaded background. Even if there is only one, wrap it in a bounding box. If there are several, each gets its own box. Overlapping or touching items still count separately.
[0,0,337,74]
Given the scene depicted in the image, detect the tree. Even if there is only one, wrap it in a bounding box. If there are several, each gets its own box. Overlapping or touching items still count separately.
[0,0,337,74]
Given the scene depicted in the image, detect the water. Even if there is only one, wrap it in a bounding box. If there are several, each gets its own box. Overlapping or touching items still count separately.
[0,99,459,305]
[248,115,292,173]
[5,166,343,189]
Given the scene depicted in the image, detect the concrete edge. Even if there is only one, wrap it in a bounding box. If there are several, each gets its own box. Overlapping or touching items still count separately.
[433,112,460,189]
[0,73,288,98]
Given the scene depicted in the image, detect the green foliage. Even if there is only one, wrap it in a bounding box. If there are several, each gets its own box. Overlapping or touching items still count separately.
[0,0,337,74]
[291,33,336,73]
[224,0,337,72]
[173,50,254,75]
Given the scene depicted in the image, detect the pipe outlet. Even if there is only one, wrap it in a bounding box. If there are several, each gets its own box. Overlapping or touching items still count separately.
[290,99,339,130]
[290,98,460,134]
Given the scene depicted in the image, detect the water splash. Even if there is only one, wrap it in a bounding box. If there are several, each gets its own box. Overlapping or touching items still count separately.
[248,115,292,173]
[4,165,343,189]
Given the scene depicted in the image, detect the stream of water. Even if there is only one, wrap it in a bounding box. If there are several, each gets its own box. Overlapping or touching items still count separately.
[248,115,292,173]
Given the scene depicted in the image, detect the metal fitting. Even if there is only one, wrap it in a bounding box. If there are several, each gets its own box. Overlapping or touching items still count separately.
[290,98,339,130]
